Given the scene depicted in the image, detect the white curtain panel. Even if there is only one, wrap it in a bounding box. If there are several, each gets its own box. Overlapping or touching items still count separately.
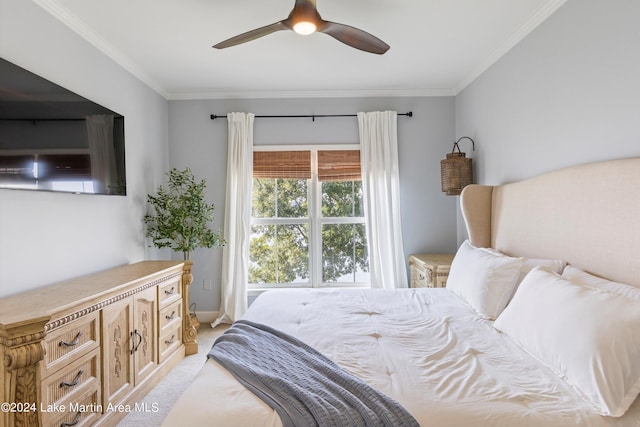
[212,112,254,327]
[358,111,408,289]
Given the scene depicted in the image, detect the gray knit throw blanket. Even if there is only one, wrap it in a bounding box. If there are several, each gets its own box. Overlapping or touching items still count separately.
[208,320,420,427]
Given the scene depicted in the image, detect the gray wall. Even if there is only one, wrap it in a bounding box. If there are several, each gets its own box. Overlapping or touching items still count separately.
[0,0,170,296]
[455,0,640,244]
[168,97,457,312]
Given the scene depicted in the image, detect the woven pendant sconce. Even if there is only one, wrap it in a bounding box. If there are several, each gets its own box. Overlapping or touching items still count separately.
[440,137,475,195]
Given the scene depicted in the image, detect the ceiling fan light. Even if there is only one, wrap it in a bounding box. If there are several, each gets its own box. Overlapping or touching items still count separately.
[293,21,316,35]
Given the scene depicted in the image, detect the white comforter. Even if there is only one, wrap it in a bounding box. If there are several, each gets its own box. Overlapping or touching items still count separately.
[162,288,640,426]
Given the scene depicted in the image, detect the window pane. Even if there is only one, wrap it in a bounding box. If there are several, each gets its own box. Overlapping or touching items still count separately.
[252,179,276,218]
[321,180,364,217]
[249,224,309,285]
[252,178,308,218]
[322,223,369,283]
[277,178,308,218]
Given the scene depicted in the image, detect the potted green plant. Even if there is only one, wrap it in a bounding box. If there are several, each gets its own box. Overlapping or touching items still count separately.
[144,167,225,260]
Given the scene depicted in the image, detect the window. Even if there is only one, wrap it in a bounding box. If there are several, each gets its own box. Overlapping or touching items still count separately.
[249,147,369,288]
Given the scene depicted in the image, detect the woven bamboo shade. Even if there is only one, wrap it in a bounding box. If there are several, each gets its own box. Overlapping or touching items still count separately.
[253,151,311,179]
[317,150,361,182]
[440,137,475,196]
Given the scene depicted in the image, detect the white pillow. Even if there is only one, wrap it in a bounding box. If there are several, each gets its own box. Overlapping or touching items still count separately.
[482,247,566,283]
[520,257,566,276]
[562,265,640,300]
[511,257,566,301]
[494,267,640,417]
[446,240,524,319]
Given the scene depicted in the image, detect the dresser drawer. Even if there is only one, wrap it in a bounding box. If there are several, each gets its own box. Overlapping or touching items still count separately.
[158,277,182,307]
[411,264,450,288]
[159,325,182,363]
[43,386,101,427]
[42,312,100,378]
[159,299,182,333]
[42,349,100,427]
[411,265,432,288]
[41,348,101,408]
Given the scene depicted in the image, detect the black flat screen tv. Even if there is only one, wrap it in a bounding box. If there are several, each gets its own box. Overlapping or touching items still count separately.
[0,57,126,195]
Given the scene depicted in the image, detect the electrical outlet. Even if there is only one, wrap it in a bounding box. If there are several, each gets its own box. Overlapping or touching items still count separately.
[203,279,213,290]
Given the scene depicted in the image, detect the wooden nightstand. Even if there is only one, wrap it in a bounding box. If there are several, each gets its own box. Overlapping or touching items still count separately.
[409,253,455,288]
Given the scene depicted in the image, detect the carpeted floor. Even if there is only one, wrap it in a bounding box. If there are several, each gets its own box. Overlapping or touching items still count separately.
[117,323,228,426]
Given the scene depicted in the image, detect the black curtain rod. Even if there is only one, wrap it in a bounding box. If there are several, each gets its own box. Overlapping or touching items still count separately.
[0,118,86,122]
[210,112,413,122]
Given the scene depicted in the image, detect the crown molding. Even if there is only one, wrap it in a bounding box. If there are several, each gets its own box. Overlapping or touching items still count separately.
[32,0,170,99]
[453,0,568,95]
[167,88,454,100]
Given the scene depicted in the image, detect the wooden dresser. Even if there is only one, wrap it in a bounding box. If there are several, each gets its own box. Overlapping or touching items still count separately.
[0,261,198,427]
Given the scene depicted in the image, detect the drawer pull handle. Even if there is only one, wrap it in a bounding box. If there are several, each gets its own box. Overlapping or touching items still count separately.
[61,412,82,427]
[164,335,176,345]
[59,332,82,347]
[165,310,176,320]
[131,330,143,355]
[164,287,175,295]
[60,370,84,388]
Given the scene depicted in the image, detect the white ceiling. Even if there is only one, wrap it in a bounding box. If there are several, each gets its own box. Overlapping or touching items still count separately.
[34,0,567,100]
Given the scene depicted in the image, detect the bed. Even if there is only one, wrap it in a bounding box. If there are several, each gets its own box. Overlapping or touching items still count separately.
[162,157,640,427]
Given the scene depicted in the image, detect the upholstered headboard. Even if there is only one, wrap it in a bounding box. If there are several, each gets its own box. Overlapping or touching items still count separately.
[460,158,640,287]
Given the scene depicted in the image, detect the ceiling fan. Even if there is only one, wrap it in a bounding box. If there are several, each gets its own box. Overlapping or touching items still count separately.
[213,0,390,55]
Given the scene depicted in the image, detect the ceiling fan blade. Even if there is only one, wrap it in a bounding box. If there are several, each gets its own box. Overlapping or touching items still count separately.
[213,21,288,49]
[319,21,389,55]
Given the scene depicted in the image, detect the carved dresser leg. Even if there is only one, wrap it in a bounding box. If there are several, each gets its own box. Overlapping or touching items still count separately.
[181,260,198,355]
[2,331,46,427]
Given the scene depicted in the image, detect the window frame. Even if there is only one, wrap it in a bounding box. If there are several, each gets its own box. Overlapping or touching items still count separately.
[248,144,369,291]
